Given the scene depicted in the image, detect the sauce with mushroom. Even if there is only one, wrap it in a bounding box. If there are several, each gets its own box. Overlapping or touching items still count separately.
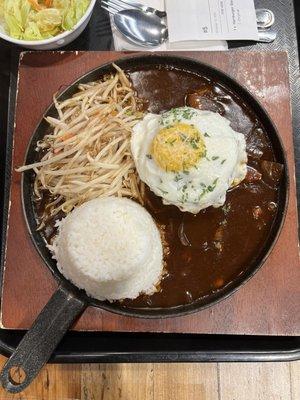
[121,66,282,308]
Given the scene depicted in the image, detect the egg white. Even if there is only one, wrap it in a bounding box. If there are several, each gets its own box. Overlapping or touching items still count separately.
[131,107,247,213]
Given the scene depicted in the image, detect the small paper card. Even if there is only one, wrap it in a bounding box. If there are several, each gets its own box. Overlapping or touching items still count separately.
[166,0,259,42]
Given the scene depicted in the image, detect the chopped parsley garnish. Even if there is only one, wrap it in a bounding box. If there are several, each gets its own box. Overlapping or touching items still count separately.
[174,175,183,182]
[160,107,197,126]
[198,189,207,201]
[204,132,210,137]
[168,138,176,145]
[189,139,199,149]
[181,108,196,119]
[181,191,189,203]
[179,133,188,142]
[146,154,152,159]
[158,187,168,195]
[183,170,189,175]
[212,156,219,161]
[198,178,218,199]
[180,184,189,202]
[221,159,226,164]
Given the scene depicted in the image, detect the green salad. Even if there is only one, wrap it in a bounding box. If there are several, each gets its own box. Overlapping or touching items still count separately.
[0,0,90,40]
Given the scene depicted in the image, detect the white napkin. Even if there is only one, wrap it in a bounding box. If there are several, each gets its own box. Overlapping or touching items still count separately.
[110,0,228,51]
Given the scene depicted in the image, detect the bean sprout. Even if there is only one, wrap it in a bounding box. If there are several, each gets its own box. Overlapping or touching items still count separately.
[17,64,144,225]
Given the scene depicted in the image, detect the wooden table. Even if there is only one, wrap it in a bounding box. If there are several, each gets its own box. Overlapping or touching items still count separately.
[0,356,298,399]
[1,52,300,400]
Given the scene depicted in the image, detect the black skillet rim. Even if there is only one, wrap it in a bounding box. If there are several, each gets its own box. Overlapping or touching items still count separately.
[20,54,289,318]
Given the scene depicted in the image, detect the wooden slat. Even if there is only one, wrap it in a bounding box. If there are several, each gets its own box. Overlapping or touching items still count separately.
[290,361,300,400]
[0,356,81,400]
[80,363,154,400]
[153,363,218,400]
[218,362,293,400]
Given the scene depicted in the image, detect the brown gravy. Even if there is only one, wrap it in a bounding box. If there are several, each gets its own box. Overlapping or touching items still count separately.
[37,66,281,309]
[121,67,280,308]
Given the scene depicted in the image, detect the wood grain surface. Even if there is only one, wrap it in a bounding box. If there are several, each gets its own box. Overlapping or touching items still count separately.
[0,356,299,399]
[2,51,300,335]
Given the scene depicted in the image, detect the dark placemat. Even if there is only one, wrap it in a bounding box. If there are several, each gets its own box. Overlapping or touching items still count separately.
[1,51,300,336]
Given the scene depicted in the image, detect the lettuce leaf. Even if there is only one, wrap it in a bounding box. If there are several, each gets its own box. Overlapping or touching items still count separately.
[53,0,90,31]
[34,8,62,32]
[23,20,44,39]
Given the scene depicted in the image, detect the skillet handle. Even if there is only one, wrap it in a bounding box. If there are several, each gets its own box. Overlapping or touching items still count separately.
[0,285,87,393]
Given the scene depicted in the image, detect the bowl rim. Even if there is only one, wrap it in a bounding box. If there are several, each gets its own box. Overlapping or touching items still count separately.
[0,0,96,46]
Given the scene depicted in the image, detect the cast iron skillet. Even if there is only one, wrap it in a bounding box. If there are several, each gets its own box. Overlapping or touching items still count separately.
[0,55,289,392]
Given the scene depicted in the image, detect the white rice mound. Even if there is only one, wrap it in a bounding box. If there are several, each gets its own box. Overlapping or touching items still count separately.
[50,197,163,301]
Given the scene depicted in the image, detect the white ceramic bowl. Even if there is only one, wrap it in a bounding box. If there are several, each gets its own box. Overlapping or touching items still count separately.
[0,0,96,50]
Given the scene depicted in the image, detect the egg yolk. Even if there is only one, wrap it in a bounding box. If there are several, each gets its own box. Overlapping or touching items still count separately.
[151,123,206,172]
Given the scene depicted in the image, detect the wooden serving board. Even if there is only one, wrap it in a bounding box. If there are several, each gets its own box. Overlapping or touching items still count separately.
[2,51,300,335]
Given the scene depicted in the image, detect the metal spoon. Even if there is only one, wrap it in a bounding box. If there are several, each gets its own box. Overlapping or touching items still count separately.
[113,9,168,47]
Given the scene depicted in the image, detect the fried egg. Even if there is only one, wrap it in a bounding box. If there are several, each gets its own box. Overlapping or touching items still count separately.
[131,107,247,213]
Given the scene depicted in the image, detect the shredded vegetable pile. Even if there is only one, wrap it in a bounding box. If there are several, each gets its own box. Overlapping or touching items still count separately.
[0,0,90,40]
[17,64,144,229]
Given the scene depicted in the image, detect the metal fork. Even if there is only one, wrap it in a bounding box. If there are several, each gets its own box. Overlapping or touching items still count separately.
[101,0,167,18]
[101,0,120,14]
